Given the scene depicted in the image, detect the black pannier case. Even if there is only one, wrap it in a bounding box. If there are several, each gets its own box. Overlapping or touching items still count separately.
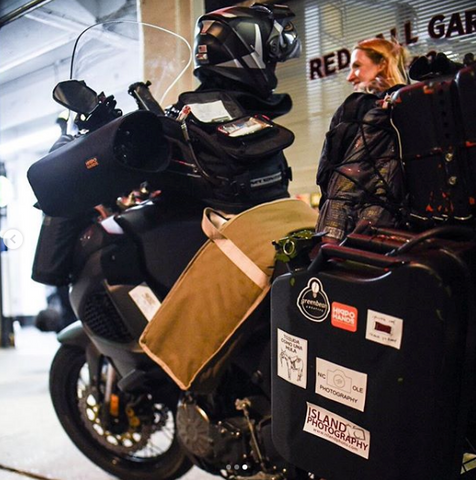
[271,230,476,480]
[391,63,476,225]
[32,214,91,286]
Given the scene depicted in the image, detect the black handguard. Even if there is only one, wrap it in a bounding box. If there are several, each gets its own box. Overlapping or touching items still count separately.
[75,94,122,132]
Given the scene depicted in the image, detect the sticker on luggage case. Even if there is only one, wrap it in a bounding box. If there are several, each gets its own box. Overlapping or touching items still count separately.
[303,402,371,459]
[316,357,367,412]
[277,328,308,389]
[331,301,358,332]
[365,309,403,350]
[297,278,330,322]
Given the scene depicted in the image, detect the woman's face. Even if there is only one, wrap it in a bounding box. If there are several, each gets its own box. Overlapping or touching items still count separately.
[346,48,383,91]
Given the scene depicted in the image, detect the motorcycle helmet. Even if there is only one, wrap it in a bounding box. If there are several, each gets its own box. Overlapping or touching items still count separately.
[193,3,301,97]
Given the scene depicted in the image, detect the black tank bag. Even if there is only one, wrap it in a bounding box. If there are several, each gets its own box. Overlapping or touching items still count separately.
[271,229,476,480]
[157,91,294,213]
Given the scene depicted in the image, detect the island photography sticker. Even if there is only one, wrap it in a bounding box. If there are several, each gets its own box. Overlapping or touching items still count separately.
[303,402,371,459]
[297,278,330,322]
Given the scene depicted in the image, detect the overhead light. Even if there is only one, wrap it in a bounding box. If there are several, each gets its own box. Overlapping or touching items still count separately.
[0,125,61,157]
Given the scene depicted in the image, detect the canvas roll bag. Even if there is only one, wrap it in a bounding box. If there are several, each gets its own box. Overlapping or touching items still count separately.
[140,198,318,392]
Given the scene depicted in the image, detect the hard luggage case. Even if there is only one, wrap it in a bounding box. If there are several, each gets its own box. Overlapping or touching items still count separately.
[391,63,476,226]
[271,229,476,480]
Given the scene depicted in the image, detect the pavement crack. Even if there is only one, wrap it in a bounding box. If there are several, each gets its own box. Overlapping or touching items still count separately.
[0,463,62,480]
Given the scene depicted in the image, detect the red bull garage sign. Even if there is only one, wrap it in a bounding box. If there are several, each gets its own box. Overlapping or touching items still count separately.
[309,7,476,80]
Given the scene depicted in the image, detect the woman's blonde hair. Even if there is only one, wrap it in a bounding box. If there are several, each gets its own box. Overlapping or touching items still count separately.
[354,37,409,91]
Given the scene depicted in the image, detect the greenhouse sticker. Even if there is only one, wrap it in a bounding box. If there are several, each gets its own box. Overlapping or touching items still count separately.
[297,278,330,322]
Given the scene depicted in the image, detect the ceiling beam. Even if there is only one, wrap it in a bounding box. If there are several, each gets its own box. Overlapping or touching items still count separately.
[0,0,54,27]
[24,7,94,32]
[0,32,77,75]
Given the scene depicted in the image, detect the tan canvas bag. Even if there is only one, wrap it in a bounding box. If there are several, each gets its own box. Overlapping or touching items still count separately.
[139,198,318,392]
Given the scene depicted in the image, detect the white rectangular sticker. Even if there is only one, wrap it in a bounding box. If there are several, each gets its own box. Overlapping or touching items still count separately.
[277,328,307,389]
[128,285,161,322]
[303,402,371,459]
[188,101,233,123]
[366,309,404,350]
[316,358,368,412]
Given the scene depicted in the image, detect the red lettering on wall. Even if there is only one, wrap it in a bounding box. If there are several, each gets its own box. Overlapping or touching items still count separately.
[310,58,323,79]
[428,14,445,39]
[467,9,476,34]
[428,9,476,39]
[323,53,336,76]
[309,8,474,82]
[446,12,465,37]
[309,49,350,80]
[404,21,419,44]
[337,49,350,70]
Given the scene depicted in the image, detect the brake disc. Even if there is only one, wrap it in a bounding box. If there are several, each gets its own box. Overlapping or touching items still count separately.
[78,385,153,454]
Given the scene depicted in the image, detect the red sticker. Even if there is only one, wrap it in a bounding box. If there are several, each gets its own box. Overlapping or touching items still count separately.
[85,157,99,169]
[331,302,358,332]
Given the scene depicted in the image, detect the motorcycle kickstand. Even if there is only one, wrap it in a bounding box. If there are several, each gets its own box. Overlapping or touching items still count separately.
[235,399,284,480]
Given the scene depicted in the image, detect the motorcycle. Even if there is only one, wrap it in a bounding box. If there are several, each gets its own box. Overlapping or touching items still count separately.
[28,18,476,480]
[28,20,315,480]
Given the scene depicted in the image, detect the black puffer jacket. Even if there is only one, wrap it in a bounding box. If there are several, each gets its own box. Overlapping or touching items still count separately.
[316,90,406,241]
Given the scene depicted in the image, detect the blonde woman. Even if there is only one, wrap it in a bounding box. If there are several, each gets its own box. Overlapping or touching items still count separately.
[347,37,409,93]
[315,38,409,243]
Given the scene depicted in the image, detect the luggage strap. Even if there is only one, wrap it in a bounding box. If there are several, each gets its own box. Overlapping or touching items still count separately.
[202,208,270,290]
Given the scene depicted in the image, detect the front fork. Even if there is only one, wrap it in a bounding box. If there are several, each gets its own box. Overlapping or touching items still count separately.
[104,363,120,418]
[57,322,122,421]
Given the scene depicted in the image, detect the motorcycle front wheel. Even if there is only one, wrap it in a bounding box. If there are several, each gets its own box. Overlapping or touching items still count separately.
[49,344,192,480]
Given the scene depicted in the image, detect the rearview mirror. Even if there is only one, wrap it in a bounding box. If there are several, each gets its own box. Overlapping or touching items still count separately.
[53,80,99,114]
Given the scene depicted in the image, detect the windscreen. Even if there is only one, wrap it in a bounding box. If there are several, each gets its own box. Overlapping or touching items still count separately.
[70,20,192,114]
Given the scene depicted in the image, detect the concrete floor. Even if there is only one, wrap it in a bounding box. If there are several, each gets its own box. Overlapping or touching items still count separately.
[5,325,476,480]
[0,324,215,480]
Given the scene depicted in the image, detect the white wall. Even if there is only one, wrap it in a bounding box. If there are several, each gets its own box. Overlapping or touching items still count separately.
[1,152,48,317]
[0,0,137,318]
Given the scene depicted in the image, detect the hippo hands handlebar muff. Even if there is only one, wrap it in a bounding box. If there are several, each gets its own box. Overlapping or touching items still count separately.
[27,110,170,217]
